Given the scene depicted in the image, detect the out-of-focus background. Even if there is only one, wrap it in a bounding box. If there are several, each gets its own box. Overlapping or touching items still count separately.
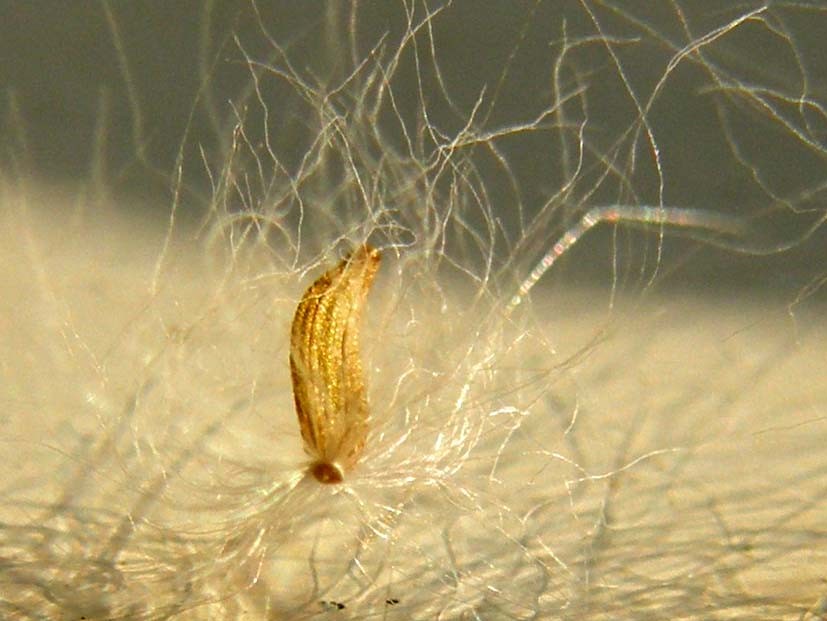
[3,1,827,289]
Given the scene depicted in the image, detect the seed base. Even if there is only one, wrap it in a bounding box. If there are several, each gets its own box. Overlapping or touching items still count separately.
[310,461,345,484]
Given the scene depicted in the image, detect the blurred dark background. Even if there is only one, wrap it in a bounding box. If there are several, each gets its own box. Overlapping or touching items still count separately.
[2,1,826,297]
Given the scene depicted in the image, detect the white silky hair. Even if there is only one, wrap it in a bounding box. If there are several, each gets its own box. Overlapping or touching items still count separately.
[1,2,826,620]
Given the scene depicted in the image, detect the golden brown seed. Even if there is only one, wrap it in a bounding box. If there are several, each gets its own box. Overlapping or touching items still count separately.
[289,245,382,483]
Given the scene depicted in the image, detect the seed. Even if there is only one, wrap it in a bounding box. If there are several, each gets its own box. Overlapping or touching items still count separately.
[289,245,382,483]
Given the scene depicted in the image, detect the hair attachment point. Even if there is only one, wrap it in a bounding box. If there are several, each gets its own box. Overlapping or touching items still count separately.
[310,461,345,484]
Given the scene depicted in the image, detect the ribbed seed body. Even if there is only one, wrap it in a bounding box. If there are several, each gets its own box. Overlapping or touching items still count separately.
[289,245,381,483]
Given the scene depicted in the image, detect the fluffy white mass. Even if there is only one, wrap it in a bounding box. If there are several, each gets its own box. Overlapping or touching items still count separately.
[1,2,825,619]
